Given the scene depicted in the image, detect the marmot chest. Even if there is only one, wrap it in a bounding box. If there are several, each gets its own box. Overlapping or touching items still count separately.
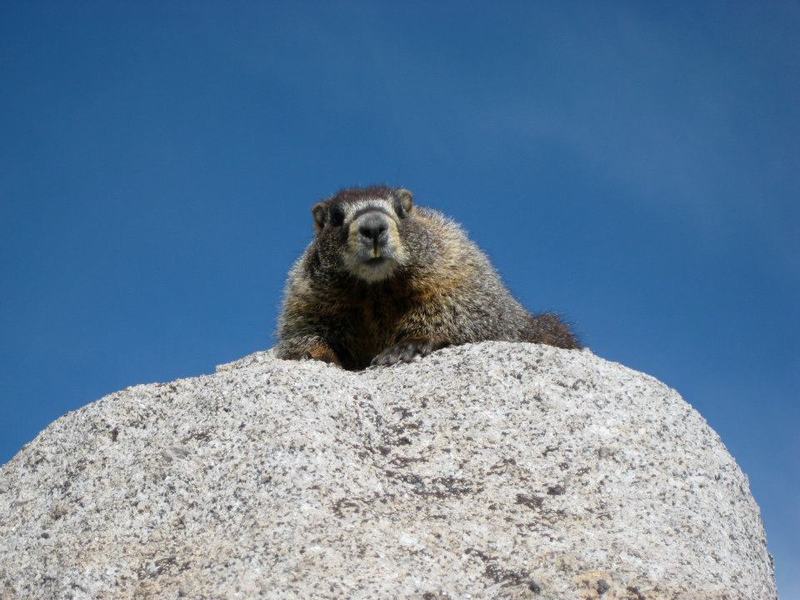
[334,293,412,368]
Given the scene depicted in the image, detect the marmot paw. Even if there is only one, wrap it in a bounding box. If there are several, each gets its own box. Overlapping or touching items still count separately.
[371,340,437,367]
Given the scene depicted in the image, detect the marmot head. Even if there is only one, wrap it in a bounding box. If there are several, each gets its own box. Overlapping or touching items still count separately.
[311,185,414,283]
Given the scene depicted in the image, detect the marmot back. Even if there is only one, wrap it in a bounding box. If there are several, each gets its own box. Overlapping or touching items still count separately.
[276,185,580,370]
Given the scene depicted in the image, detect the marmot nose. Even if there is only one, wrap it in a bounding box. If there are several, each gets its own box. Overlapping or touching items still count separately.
[358,215,389,242]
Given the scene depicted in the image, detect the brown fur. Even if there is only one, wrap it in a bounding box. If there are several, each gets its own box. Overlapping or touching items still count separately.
[276,186,581,370]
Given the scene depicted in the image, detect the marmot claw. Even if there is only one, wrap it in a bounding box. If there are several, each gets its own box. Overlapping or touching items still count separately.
[371,341,437,367]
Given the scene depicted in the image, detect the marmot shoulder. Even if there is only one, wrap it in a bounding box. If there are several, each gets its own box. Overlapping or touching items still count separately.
[275,185,580,370]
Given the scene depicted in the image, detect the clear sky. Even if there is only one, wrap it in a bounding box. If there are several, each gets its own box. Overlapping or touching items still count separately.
[1,1,797,595]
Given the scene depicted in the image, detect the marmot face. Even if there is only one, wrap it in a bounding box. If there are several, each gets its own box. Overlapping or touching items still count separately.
[311,186,414,283]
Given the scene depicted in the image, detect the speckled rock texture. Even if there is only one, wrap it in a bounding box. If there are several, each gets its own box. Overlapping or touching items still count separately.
[0,342,776,599]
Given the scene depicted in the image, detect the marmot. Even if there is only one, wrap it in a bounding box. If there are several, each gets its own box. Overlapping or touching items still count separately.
[275,185,580,370]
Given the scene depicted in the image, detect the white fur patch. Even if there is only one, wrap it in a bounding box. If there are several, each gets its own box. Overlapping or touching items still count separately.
[344,199,397,222]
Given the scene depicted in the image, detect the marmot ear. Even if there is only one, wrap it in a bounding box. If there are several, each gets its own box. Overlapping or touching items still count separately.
[394,188,414,217]
[312,203,327,231]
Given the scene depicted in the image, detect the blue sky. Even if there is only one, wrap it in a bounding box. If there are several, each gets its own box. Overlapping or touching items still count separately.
[1,1,797,595]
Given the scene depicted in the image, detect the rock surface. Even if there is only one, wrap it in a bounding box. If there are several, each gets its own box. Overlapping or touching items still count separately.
[0,342,776,599]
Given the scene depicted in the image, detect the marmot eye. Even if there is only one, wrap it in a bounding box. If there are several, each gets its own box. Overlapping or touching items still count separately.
[329,206,345,227]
